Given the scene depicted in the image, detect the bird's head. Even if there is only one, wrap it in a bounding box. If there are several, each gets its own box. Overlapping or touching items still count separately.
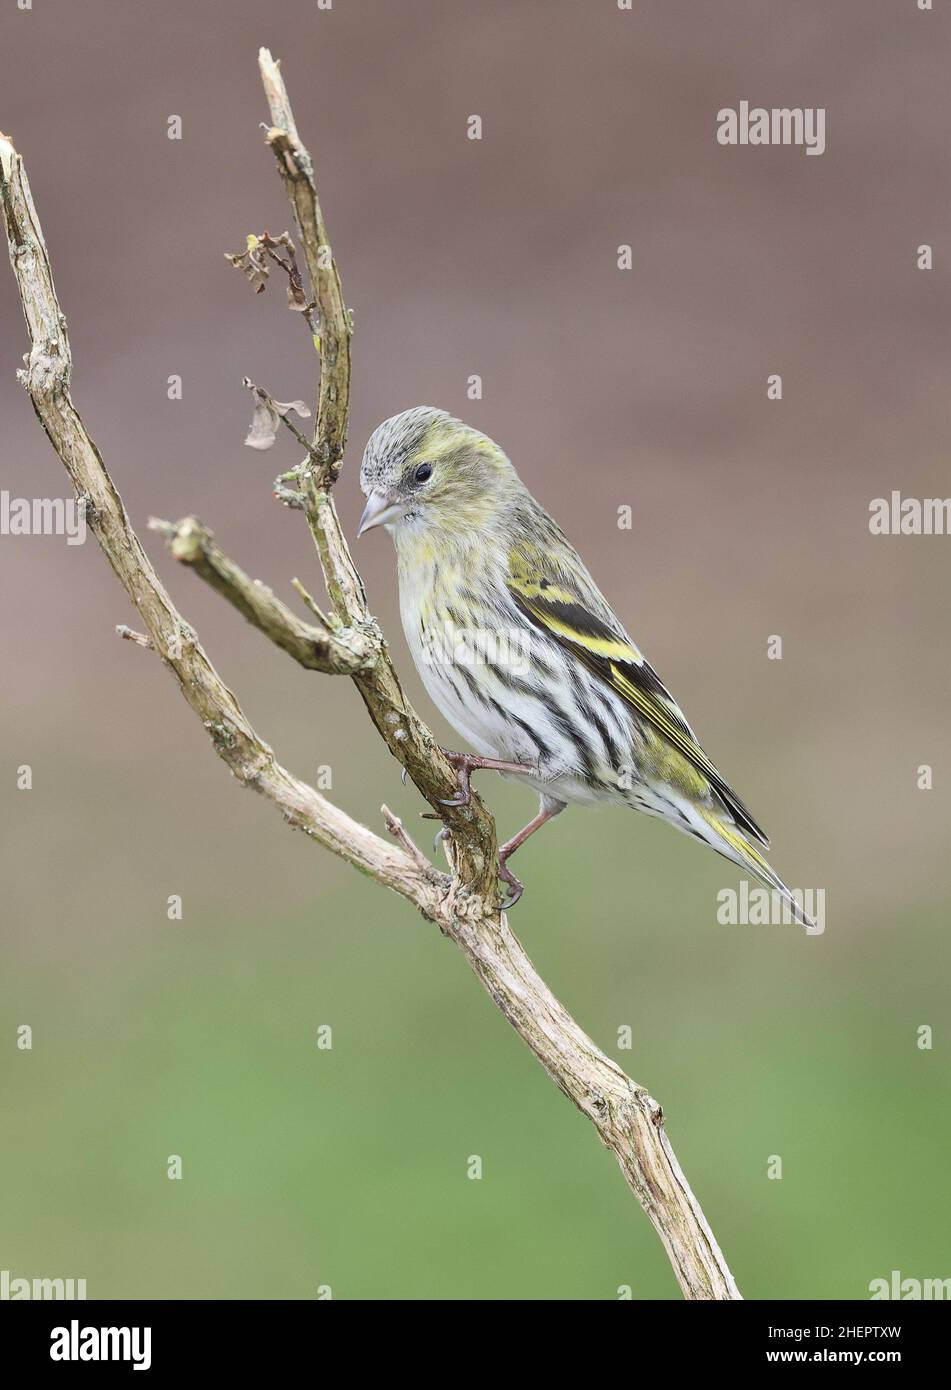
[358,406,518,544]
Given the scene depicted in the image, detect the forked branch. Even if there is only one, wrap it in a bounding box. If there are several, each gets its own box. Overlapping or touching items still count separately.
[0,52,741,1300]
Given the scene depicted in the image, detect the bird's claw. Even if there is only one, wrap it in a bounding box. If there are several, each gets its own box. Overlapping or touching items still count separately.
[418,750,537,904]
[498,858,524,910]
[438,748,535,809]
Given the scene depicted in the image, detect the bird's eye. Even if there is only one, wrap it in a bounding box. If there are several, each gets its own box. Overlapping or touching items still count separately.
[414,462,433,484]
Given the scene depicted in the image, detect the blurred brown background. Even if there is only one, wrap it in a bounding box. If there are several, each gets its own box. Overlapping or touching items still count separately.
[1,0,949,1300]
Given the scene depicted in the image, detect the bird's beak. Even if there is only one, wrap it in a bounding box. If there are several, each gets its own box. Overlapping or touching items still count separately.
[357,489,405,536]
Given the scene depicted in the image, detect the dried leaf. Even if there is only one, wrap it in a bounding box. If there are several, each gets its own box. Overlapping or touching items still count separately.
[224,236,271,295]
[244,394,311,451]
[273,398,311,418]
[287,280,309,311]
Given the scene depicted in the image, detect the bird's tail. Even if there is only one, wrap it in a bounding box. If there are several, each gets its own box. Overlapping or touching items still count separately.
[693,805,817,932]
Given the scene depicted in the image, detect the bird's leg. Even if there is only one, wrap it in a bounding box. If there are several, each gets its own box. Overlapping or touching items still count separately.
[497,798,566,909]
[436,749,535,807]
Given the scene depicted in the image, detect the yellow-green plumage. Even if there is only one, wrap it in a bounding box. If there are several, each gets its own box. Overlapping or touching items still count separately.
[359,406,813,928]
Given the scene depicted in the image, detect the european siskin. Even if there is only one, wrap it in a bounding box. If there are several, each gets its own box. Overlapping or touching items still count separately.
[359,406,812,927]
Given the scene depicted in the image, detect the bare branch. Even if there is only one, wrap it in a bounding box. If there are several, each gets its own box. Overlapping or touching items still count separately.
[0,129,437,917]
[1,84,743,1301]
[256,47,500,899]
[147,514,377,674]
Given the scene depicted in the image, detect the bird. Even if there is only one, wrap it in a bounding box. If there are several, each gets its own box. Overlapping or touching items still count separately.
[358,406,812,927]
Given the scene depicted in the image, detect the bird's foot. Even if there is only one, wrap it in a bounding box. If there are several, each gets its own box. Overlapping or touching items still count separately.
[497,855,524,911]
[436,749,535,808]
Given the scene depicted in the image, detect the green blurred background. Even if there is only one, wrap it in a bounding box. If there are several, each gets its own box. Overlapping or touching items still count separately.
[2,0,949,1299]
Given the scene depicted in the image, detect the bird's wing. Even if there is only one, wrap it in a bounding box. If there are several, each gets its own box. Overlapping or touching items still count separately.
[507,540,769,846]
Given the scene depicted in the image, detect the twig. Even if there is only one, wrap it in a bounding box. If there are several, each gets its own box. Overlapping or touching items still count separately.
[146,514,376,674]
[116,624,153,649]
[1,78,742,1302]
[381,804,437,878]
[242,375,315,454]
[291,576,333,629]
